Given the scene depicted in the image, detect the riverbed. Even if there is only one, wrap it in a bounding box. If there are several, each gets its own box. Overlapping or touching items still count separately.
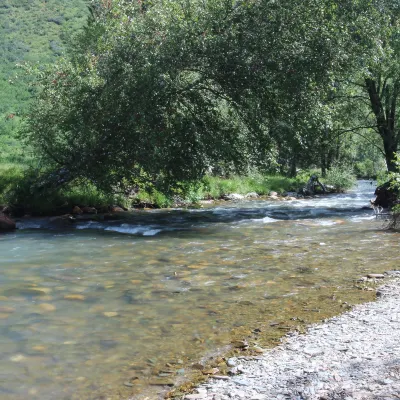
[0,181,395,399]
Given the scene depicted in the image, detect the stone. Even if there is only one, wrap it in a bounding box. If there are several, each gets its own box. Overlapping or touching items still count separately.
[111,206,125,212]
[232,378,250,386]
[103,312,118,317]
[32,345,47,352]
[82,206,97,214]
[252,346,264,354]
[0,306,15,313]
[304,347,324,356]
[5,287,47,297]
[227,358,237,367]
[72,206,83,215]
[229,366,244,375]
[39,303,56,312]
[192,363,205,370]
[0,212,16,231]
[10,354,26,362]
[185,394,208,400]
[49,215,75,227]
[231,340,249,349]
[245,192,259,198]
[269,191,278,197]
[211,375,230,380]
[223,193,245,201]
[149,378,174,386]
[367,274,385,279]
[202,368,219,375]
[63,294,85,301]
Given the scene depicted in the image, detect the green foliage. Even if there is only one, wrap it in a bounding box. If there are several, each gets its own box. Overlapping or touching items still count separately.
[0,0,395,199]
[0,0,88,112]
[199,174,305,199]
[24,0,377,190]
[133,190,173,209]
[354,159,386,179]
[0,163,25,204]
[1,166,128,215]
[323,165,357,192]
[0,0,88,164]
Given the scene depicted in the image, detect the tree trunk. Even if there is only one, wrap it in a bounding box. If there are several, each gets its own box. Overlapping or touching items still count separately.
[365,77,400,172]
[383,136,398,172]
[321,154,326,178]
[289,155,297,177]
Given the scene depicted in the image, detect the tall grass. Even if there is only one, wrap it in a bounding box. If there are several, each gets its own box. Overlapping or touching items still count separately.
[199,174,306,199]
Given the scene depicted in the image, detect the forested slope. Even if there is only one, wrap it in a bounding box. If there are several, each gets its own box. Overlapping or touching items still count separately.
[0,0,88,160]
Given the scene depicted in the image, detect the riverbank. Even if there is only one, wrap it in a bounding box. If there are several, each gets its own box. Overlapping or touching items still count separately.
[180,273,400,400]
[0,163,358,217]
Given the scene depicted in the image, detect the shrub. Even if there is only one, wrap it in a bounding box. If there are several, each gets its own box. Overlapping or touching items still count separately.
[323,165,356,192]
[0,164,25,204]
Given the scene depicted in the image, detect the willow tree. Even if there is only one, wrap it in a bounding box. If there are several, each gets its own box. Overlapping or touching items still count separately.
[22,0,374,189]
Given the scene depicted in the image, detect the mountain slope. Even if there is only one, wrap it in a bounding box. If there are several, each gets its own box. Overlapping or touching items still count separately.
[0,0,88,161]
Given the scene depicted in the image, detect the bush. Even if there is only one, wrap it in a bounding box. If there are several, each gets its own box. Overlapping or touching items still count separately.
[323,166,356,192]
[0,163,25,204]
[3,167,129,215]
[354,159,386,179]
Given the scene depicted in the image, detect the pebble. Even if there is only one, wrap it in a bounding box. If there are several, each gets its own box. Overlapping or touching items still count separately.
[227,358,237,367]
[185,394,207,400]
[63,294,85,301]
[367,273,385,279]
[10,354,26,362]
[103,312,118,317]
[202,368,219,375]
[39,303,56,312]
[182,277,400,400]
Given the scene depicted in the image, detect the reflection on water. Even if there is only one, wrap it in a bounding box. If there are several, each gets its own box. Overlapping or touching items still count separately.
[0,181,394,399]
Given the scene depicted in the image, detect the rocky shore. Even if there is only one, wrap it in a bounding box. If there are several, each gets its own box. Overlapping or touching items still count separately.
[183,273,400,400]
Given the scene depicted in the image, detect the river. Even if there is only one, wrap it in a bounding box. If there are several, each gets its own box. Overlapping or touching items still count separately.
[0,180,396,399]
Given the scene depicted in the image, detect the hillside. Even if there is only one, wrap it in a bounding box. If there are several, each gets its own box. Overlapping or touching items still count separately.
[0,0,88,162]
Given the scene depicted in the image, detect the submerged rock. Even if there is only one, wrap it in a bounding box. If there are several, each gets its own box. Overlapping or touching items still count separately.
[0,213,16,232]
[63,294,85,301]
[49,215,75,228]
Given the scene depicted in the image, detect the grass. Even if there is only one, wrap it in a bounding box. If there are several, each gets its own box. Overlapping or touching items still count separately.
[0,164,358,215]
[198,174,305,199]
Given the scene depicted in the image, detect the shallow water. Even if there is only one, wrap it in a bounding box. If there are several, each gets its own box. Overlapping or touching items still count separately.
[0,181,396,399]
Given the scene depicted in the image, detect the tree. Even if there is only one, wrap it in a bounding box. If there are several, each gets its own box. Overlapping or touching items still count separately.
[330,0,400,172]
[22,0,390,190]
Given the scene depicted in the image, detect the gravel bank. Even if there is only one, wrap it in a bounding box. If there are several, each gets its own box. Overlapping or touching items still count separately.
[184,274,400,400]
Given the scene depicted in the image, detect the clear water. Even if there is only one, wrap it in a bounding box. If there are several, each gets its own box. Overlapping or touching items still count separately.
[0,181,395,399]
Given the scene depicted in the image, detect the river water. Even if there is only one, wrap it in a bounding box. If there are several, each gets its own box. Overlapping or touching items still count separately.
[0,181,397,399]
